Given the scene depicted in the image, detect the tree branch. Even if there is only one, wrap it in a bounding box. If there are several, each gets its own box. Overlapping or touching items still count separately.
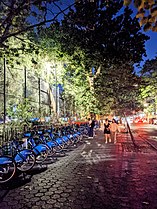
[52,1,74,22]
[0,1,78,45]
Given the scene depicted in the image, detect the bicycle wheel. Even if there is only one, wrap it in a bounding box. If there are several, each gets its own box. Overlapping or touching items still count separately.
[15,149,36,172]
[0,156,16,184]
[54,144,64,152]
[45,142,56,156]
[35,149,49,164]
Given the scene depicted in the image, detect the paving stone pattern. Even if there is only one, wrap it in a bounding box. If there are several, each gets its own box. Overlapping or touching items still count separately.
[1,130,157,209]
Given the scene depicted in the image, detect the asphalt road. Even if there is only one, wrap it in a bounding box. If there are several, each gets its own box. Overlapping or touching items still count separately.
[130,123,157,146]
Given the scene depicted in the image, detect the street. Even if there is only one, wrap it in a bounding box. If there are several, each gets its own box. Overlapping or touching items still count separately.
[1,124,157,209]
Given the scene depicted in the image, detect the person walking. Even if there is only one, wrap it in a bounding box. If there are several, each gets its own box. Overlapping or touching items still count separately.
[110,119,119,143]
[104,119,111,143]
[88,118,95,138]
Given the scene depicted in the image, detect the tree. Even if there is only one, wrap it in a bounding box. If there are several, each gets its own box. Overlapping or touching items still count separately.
[37,25,100,117]
[0,0,75,46]
[46,0,149,114]
[60,1,149,64]
[0,33,61,120]
[0,0,151,118]
[94,63,141,115]
[139,57,157,114]
[124,0,157,31]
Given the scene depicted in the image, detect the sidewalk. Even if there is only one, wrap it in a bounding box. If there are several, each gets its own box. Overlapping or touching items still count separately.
[1,129,157,209]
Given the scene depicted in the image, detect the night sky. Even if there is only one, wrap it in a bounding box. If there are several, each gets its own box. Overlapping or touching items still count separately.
[144,31,157,60]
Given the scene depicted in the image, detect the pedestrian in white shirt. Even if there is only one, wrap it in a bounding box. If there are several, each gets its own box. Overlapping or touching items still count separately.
[110,119,119,143]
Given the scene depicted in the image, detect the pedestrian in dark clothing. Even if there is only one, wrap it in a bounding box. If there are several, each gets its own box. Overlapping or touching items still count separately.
[88,118,95,138]
[104,119,111,143]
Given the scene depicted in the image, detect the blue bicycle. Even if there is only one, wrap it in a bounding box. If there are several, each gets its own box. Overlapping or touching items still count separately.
[0,139,36,183]
[0,154,16,183]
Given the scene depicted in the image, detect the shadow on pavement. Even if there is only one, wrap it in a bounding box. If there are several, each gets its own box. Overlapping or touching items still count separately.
[0,164,47,202]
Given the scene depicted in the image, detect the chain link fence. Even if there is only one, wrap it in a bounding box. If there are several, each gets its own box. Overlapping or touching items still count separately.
[0,58,53,145]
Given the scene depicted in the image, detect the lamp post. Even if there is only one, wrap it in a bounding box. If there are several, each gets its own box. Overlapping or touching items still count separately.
[54,66,58,119]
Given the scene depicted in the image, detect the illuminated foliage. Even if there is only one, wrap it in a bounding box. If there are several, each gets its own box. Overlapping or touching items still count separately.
[0,0,153,118]
[139,57,157,113]
[49,0,149,114]
[124,0,157,31]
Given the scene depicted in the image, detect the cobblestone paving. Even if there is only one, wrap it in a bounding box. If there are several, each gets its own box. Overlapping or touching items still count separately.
[1,130,157,209]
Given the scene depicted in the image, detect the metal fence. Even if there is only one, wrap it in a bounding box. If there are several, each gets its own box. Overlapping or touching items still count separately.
[0,57,52,119]
[0,57,54,144]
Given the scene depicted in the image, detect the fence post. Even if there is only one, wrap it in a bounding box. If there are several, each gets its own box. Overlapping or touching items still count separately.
[3,57,6,124]
[38,78,41,114]
[24,67,27,99]
[55,67,58,117]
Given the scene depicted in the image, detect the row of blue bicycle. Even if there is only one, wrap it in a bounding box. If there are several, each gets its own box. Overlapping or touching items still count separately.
[0,123,89,184]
